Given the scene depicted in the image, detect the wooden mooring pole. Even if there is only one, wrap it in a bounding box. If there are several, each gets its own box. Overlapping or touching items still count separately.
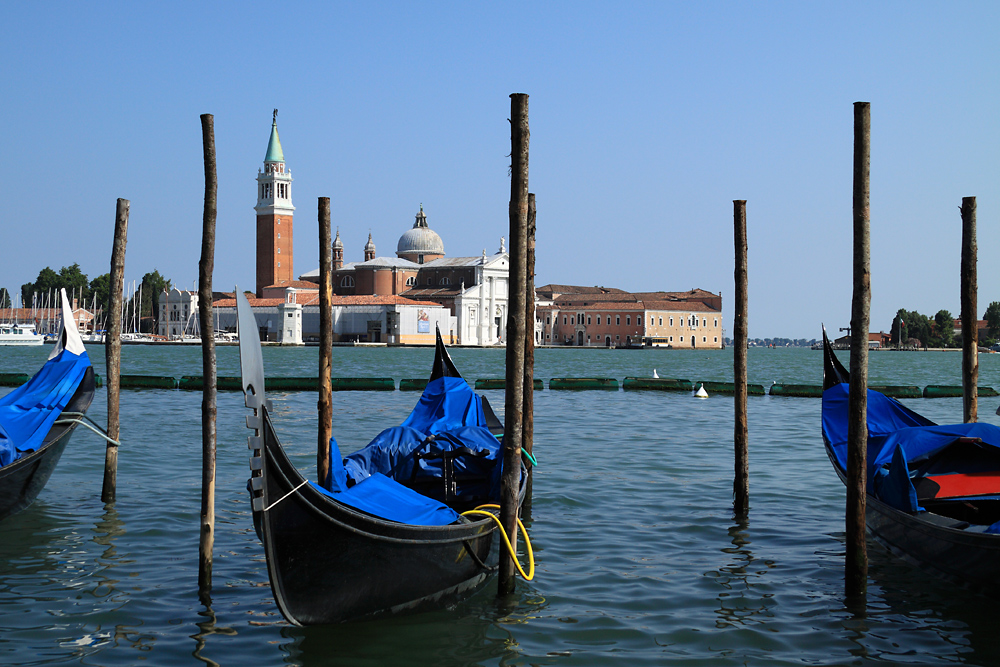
[318,197,333,486]
[101,198,129,504]
[733,200,749,516]
[522,193,536,518]
[961,196,978,423]
[197,113,218,601]
[846,101,871,598]
[500,92,529,597]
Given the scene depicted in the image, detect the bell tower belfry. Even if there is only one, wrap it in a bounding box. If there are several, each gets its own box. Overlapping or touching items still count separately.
[255,109,295,297]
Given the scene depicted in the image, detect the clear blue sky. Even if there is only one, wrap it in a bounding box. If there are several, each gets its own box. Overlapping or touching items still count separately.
[3,2,998,339]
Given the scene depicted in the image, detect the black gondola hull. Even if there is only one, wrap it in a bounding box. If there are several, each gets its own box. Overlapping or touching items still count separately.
[825,449,1000,592]
[0,367,96,521]
[255,411,507,625]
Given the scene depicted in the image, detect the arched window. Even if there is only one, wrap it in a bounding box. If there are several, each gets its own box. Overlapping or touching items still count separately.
[405,276,416,286]
[340,276,355,288]
[439,277,450,286]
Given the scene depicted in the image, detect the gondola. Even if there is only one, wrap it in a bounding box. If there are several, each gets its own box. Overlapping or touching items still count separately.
[821,328,1000,590]
[236,290,526,625]
[0,289,95,521]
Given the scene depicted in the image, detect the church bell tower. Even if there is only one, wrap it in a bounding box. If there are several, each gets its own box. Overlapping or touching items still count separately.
[255,109,295,297]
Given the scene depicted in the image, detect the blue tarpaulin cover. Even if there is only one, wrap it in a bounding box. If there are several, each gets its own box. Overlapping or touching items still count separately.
[0,348,91,468]
[822,382,1000,511]
[315,375,500,526]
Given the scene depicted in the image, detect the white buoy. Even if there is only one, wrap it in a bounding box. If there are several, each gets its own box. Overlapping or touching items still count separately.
[695,383,708,398]
[652,369,659,378]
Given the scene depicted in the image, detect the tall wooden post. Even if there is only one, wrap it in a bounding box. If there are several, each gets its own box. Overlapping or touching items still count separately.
[961,196,978,423]
[101,198,129,504]
[197,113,218,602]
[846,101,871,598]
[318,197,333,487]
[522,193,536,517]
[500,93,529,596]
[733,200,749,516]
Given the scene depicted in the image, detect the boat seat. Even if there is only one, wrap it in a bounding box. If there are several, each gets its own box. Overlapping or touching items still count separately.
[916,472,1000,500]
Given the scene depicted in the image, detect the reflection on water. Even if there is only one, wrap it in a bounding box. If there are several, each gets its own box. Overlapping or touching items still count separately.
[1,347,1000,665]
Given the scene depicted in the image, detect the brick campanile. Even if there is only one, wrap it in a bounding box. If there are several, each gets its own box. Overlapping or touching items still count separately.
[255,109,295,297]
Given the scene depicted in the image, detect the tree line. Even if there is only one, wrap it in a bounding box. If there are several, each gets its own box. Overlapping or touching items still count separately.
[2,264,172,332]
[891,303,1000,348]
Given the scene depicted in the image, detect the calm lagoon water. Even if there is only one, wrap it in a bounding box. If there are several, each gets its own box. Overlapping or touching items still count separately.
[2,344,1000,666]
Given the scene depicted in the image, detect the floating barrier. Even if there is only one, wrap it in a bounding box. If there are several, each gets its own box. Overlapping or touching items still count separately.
[474,378,545,390]
[923,385,999,398]
[265,377,319,391]
[0,372,29,386]
[549,378,619,391]
[623,377,694,392]
[769,384,824,398]
[399,378,427,391]
[869,385,922,399]
[121,375,177,389]
[178,376,243,391]
[331,377,395,391]
[697,381,766,396]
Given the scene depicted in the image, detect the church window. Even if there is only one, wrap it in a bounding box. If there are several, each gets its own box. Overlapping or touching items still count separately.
[439,277,450,286]
[405,276,415,286]
[340,276,355,287]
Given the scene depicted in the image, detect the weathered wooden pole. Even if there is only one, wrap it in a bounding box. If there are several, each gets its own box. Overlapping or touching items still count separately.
[846,101,871,598]
[522,193,536,517]
[197,113,218,602]
[101,198,129,504]
[318,197,334,487]
[500,92,529,596]
[733,199,749,516]
[961,196,978,423]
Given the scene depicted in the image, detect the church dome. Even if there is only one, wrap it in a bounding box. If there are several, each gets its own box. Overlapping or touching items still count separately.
[396,206,444,256]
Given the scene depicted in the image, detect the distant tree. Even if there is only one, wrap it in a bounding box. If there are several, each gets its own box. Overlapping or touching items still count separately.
[0,288,10,309]
[933,310,955,348]
[141,270,171,331]
[985,302,1000,341]
[58,264,90,300]
[892,309,930,348]
[21,265,91,306]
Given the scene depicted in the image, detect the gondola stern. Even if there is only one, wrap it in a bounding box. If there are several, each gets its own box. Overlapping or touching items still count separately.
[822,325,850,390]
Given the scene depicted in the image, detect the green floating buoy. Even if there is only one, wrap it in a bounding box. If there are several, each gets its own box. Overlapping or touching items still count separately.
[331,378,395,391]
[923,385,999,398]
[869,385,921,399]
[121,375,177,389]
[622,377,693,392]
[0,372,29,387]
[697,381,765,396]
[769,384,824,398]
[549,378,619,390]
[399,378,428,391]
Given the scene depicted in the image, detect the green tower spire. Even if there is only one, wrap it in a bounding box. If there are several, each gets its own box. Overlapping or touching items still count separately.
[265,108,284,163]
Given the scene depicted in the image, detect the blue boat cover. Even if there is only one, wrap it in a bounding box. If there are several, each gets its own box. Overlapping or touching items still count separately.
[822,382,1000,511]
[312,375,500,526]
[0,348,91,468]
[310,474,460,526]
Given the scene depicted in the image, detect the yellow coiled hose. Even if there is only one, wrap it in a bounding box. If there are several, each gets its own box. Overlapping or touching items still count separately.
[460,503,534,580]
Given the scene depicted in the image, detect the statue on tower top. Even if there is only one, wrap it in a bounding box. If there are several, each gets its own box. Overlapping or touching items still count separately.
[273,108,278,123]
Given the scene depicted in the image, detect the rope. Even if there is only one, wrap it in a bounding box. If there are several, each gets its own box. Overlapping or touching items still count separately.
[262,480,309,512]
[53,413,121,447]
[460,503,534,580]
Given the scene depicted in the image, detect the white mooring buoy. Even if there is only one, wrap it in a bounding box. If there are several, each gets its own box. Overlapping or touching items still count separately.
[695,383,708,398]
